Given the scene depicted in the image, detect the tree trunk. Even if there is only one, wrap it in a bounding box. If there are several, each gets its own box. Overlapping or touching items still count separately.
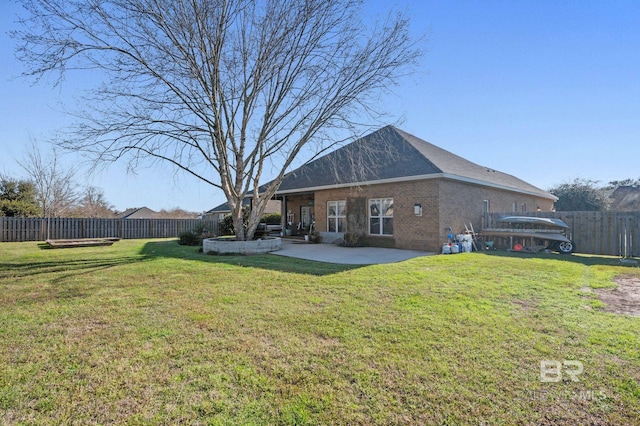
[231,205,246,241]
[244,198,263,241]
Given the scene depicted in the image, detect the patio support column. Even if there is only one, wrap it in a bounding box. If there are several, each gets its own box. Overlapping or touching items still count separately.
[282,195,287,234]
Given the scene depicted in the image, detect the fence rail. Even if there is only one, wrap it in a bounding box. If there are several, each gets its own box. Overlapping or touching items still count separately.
[0,217,219,242]
[486,211,640,257]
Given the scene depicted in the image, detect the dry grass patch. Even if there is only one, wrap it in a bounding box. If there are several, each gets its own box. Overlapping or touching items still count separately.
[595,275,640,317]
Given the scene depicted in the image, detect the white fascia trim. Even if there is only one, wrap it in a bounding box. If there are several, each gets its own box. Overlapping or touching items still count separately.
[440,173,558,201]
[275,173,557,201]
[275,174,438,194]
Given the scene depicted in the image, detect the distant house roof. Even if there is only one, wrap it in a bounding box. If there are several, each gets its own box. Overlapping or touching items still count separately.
[272,126,556,200]
[115,207,158,219]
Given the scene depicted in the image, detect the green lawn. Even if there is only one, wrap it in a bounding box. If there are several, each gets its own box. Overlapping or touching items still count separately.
[0,239,638,425]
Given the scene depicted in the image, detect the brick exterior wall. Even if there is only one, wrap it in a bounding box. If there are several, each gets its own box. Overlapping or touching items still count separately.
[437,179,554,246]
[315,180,441,251]
[294,177,554,252]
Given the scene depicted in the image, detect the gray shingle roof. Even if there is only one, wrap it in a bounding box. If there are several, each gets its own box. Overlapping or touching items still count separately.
[207,198,282,214]
[114,207,158,219]
[274,126,554,199]
[206,198,251,214]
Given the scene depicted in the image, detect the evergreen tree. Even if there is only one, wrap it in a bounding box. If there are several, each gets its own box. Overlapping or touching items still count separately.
[0,176,40,217]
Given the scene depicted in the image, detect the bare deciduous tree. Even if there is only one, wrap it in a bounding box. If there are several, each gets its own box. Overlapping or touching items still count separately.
[156,208,200,219]
[71,186,115,218]
[14,0,422,239]
[19,142,79,217]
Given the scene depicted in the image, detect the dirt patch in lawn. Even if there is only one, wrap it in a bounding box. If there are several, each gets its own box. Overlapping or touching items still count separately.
[595,275,640,317]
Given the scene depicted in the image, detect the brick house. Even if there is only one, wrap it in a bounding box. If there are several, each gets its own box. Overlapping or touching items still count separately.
[271,126,555,251]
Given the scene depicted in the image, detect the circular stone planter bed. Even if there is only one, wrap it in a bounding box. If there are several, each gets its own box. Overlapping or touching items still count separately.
[203,236,282,255]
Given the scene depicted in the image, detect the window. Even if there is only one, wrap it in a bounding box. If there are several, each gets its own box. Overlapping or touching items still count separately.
[483,200,490,213]
[369,198,393,235]
[521,203,527,212]
[327,200,346,232]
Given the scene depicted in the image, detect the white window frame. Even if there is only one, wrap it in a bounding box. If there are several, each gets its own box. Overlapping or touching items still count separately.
[327,200,346,233]
[368,198,394,236]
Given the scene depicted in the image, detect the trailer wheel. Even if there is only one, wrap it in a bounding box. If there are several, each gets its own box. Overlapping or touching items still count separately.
[556,241,574,254]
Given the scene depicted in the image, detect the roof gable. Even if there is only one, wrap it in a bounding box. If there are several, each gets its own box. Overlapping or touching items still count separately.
[278,126,440,191]
[393,128,552,198]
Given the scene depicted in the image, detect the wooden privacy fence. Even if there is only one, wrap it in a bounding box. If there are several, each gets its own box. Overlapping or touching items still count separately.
[485,211,640,257]
[0,217,219,242]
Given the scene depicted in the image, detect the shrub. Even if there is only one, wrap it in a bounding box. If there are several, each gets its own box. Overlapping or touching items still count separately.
[178,230,199,246]
[219,211,280,237]
[219,215,236,236]
[263,213,282,225]
[342,232,365,247]
[191,222,210,235]
[178,222,213,246]
[219,209,256,236]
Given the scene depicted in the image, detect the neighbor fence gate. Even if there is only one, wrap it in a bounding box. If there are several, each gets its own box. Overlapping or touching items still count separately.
[485,211,640,257]
[0,217,219,242]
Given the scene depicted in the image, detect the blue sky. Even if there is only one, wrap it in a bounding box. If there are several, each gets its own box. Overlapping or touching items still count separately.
[1,1,639,213]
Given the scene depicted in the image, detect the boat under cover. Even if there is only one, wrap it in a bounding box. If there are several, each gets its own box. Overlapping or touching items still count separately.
[496,216,569,229]
[479,229,571,243]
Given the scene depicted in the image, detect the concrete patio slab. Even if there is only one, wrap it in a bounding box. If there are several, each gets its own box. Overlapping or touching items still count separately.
[270,239,433,265]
